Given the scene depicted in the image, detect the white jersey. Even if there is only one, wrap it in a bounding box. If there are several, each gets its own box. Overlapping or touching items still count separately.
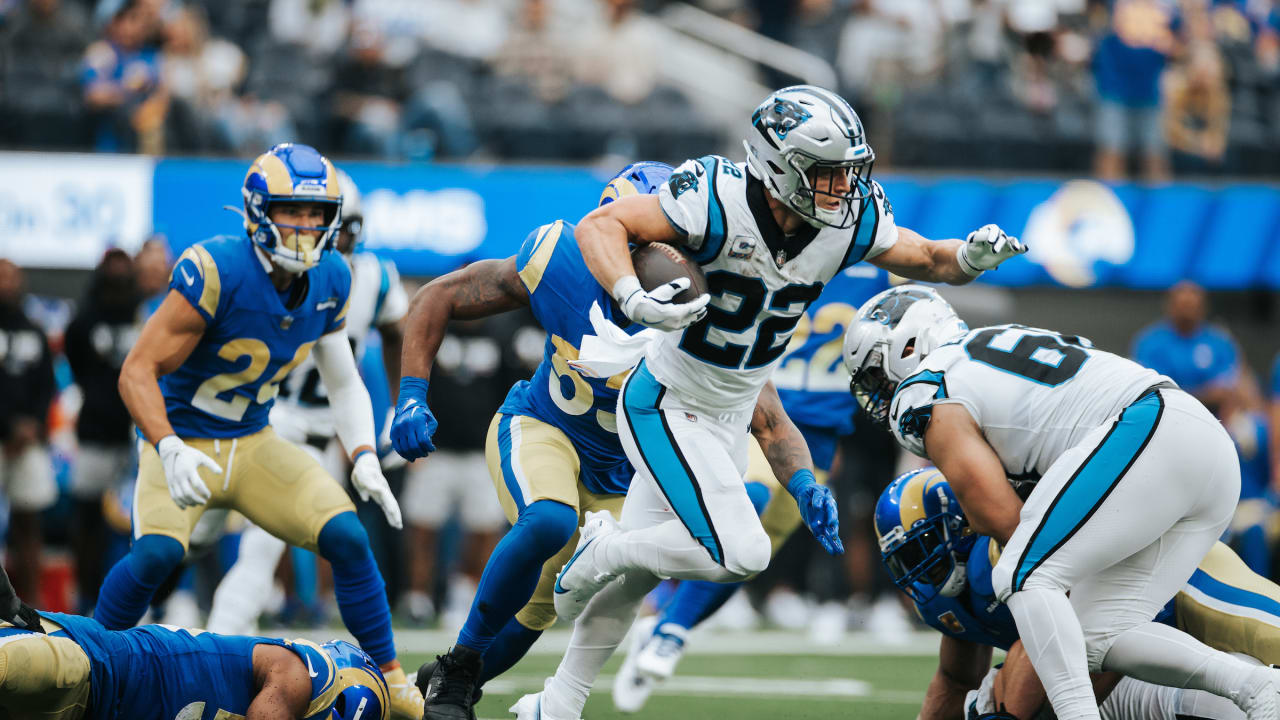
[272,252,409,437]
[889,324,1172,485]
[646,155,898,414]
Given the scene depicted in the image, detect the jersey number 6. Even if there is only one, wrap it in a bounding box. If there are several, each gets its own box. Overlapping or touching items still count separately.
[965,327,1089,387]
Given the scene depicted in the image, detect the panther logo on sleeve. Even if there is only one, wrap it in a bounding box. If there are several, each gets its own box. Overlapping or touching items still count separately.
[667,170,699,198]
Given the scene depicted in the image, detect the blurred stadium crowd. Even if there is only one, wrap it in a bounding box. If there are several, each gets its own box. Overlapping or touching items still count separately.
[1,232,1277,645]
[4,0,1280,176]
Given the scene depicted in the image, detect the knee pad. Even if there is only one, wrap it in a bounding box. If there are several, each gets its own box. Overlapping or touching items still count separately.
[724,528,772,579]
[516,500,578,558]
[128,534,185,586]
[515,600,558,632]
[316,512,373,568]
[744,482,770,517]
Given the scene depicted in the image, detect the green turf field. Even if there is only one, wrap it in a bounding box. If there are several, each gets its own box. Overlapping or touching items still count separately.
[392,631,945,720]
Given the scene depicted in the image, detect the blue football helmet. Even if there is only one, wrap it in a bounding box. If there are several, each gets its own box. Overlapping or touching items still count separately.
[241,143,343,273]
[321,640,390,720]
[598,161,675,206]
[874,467,976,603]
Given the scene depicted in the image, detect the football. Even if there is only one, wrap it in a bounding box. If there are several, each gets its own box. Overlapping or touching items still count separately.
[631,242,709,304]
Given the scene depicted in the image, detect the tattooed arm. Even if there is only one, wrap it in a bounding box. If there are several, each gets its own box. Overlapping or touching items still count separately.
[400,257,529,382]
[749,381,814,483]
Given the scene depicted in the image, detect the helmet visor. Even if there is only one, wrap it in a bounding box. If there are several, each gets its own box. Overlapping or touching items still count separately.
[850,351,894,427]
[882,520,954,603]
[787,149,874,229]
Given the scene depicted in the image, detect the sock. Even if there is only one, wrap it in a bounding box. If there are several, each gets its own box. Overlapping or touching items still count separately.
[207,524,287,635]
[1006,588,1100,720]
[543,572,661,720]
[457,500,577,654]
[94,534,184,630]
[479,617,543,684]
[655,482,768,630]
[1102,622,1265,705]
[318,512,395,665]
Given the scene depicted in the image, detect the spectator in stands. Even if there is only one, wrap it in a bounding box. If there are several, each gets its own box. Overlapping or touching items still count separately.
[836,0,945,96]
[1164,41,1230,175]
[332,21,410,158]
[1091,0,1179,181]
[133,236,170,317]
[1132,281,1241,415]
[268,0,348,58]
[64,249,140,614]
[573,0,659,105]
[1,0,91,147]
[492,0,574,104]
[419,0,507,64]
[80,0,166,153]
[160,5,252,152]
[0,259,58,601]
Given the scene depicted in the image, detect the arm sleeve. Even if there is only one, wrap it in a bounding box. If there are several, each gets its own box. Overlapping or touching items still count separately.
[313,329,375,456]
[657,157,718,257]
[375,260,409,326]
[170,246,222,323]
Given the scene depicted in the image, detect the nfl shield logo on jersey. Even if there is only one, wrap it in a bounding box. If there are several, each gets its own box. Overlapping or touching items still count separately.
[729,236,756,260]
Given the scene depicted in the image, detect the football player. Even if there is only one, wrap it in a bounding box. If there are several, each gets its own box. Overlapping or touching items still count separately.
[842,285,1272,720]
[611,264,890,712]
[203,168,410,637]
[876,467,1280,720]
[391,163,830,720]
[96,144,422,718]
[0,557,391,720]
[522,85,1023,720]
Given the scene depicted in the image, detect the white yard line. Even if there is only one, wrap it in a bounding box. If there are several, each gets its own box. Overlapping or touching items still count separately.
[480,673,924,703]
[271,627,943,657]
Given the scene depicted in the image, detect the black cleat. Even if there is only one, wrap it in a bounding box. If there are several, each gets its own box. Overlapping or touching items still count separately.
[418,646,484,720]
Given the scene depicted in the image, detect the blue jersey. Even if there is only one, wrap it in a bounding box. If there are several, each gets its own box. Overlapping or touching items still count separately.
[913,536,1019,651]
[161,237,351,438]
[498,221,640,495]
[773,265,889,446]
[44,612,341,720]
[1131,321,1239,395]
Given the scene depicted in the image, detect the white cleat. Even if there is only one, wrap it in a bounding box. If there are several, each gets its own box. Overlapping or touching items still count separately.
[509,683,583,720]
[634,622,688,681]
[613,615,660,713]
[1239,666,1280,720]
[553,510,620,622]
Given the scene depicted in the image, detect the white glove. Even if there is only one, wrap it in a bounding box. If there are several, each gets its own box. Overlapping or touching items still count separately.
[957,224,1027,277]
[612,275,710,332]
[157,435,220,509]
[350,452,403,529]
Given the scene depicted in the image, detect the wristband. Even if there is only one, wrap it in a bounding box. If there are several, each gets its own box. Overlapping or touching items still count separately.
[956,244,984,278]
[396,376,430,406]
[786,468,817,498]
[351,446,376,463]
[611,275,643,305]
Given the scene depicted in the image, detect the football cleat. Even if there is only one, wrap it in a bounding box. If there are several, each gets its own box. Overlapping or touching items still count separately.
[1239,665,1280,720]
[509,680,583,720]
[380,665,424,720]
[634,622,688,682]
[418,646,483,720]
[612,615,659,713]
[553,510,621,622]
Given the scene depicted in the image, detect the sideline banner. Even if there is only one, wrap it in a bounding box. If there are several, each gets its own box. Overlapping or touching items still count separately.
[0,152,154,268]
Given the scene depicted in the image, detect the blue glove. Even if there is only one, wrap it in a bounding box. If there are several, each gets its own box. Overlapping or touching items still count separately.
[787,469,844,555]
[390,376,437,461]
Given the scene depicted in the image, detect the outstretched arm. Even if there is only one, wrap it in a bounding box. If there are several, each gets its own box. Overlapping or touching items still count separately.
[919,634,993,720]
[870,225,1026,286]
[248,645,312,720]
[749,381,814,482]
[400,257,528,382]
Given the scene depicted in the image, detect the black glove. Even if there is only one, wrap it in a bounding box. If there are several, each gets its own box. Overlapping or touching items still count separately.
[0,566,43,633]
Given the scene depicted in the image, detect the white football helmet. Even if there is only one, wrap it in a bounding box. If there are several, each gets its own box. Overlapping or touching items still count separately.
[335,168,364,255]
[744,85,875,229]
[842,286,968,425]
